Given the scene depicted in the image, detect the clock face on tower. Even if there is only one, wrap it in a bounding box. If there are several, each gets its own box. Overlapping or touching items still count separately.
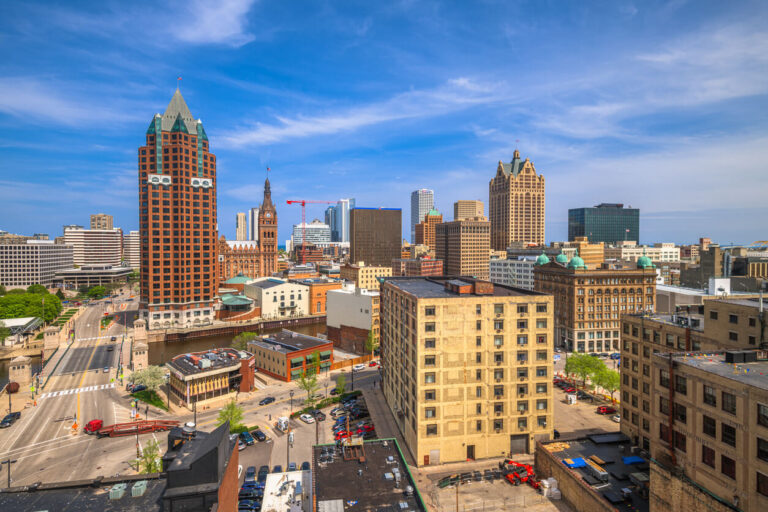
[265,212,271,218]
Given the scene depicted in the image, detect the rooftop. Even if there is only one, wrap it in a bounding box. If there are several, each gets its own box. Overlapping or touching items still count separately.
[261,471,312,512]
[248,277,288,289]
[542,435,648,512]
[710,297,765,309]
[220,294,253,306]
[383,276,544,298]
[250,330,331,355]
[657,351,768,391]
[166,347,250,377]
[313,439,427,512]
[223,273,254,284]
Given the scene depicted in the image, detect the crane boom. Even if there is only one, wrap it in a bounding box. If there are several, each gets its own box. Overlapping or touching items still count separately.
[286,199,336,264]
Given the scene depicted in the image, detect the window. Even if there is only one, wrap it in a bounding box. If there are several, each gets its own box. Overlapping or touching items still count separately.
[709,310,718,320]
[536,319,547,328]
[675,375,687,395]
[517,352,528,363]
[537,416,547,428]
[660,397,670,415]
[703,416,716,437]
[425,373,436,384]
[536,304,547,313]
[425,408,436,418]
[476,336,482,347]
[674,431,687,452]
[728,314,738,324]
[703,385,716,406]
[722,392,736,415]
[721,424,736,446]
[494,304,504,314]
[536,399,547,410]
[660,369,669,387]
[476,305,482,314]
[494,336,503,347]
[759,472,768,497]
[494,369,504,380]
[476,320,482,331]
[493,419,504,430]
[494,386,504,398]
[702,446,715,468]
[425,338,436,349]
[517,418,527,429]
[476,420,482,432]
[749,317,757,327]
[476,387,482,398]
[424,390,436,401]
[425,322,435,332]
[494,403,504,414]
[494,320,504,330]
[642,418,650,432]
[517,304,528,314]
[759,403,768,428]
[476,352,482,363]
[425,306,435,316]
[660,423,670,442]
[426,424,437,436]
[536,367,547,377]
[536,383,547,393]
[758,438,768,462]
[729,331,738,341]
[721,455,735,479]
[517,401,528,412]
[674,403,687,424]
[518,320,527,329]
[494,352,504,363]
[424,356,435,366]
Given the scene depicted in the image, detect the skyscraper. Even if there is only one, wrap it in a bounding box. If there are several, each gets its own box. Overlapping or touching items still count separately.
[414,208,442,253]
[489,150,545,250]
[235,212,247,241]
[567,203,639,244]
[139,88,218,330]
[90,213,113,230]
[325,198,355,242]
[435,217,490,279]
[453,200,484,220]
[410,189,434,243]
[248,207,259,241]
[350,207,401,267]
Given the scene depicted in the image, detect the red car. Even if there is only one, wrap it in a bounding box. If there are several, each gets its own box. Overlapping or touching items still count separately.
[335,430,352,440]
[596,406,617,415]
[563,387,576,393]
[356,425,375,434]
[369,361,378,367]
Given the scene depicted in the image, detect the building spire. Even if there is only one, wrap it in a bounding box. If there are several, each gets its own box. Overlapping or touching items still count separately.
[262,168,274,210]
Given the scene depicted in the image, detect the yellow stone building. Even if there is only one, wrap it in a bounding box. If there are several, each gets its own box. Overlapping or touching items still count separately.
[340,262,392,291]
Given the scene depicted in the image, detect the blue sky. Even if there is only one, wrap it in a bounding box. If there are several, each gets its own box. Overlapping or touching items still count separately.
[1,0,767,245]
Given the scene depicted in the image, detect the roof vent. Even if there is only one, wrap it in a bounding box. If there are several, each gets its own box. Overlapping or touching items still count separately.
[131,480,148,497]
[109,483,128,500]
[182,422,196,439]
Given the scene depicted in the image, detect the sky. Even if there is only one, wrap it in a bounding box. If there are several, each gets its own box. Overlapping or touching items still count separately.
[1,0,767,246]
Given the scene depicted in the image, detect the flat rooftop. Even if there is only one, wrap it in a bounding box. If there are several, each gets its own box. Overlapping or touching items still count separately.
[711,298,764,309]
[261,471,312,511]
[248,277,287,289]
[543,436,649,512]
[251,330,331,355]
[658,351,768,391]
[167,347,249,376]
[313,439,427,512]
[384,276,544,298]
[625,312,705,331]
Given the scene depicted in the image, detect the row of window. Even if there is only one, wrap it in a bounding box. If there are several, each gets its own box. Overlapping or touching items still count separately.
[423,367,547,383]
[424,416,548,436]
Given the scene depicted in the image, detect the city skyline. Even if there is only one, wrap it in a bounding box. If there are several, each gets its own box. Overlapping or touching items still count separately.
[1,1,767,245]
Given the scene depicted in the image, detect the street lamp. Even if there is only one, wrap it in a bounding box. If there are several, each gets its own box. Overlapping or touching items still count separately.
[289,390,294,416]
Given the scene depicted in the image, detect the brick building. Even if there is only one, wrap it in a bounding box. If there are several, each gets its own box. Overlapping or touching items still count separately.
[248,330,333,382]
[392,258,444,277]
[166,348,255,409]
[340,262,392,291]
[435,217,490,280]
[290,277,343,315]
[414,208,442,253]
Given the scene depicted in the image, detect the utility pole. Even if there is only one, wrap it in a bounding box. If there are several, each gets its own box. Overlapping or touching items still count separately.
[5,384,10,416]
[2,458,17,489]
[315,415,319,446]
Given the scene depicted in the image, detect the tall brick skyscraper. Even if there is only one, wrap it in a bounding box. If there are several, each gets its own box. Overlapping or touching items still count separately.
[489,150,545,250]
[139,89,218,330]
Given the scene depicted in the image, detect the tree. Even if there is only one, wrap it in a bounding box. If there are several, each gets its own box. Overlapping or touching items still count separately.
[594,368,620,403]
[56,289,65,300]
[232,331,258,351]
[297,366,320,408]
[216,399,244,430]
[0,321,10,344]
[564,353,605,388]
[0,291,61,323]
[87,286,107,299]
[365,331,379,358]
[130,366,166,391]
[335,374,347,396]
[27,284,47,294]
[136,439,162,473]
[0,285,6,296]
[128,270,140,282]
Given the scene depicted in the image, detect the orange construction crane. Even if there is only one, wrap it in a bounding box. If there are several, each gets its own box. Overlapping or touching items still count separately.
[286,200,336,264]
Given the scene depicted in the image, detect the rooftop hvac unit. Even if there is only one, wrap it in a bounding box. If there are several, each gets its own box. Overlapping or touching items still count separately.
[131,480,148,497]
[199,359,212,369]
[109,483,128,500]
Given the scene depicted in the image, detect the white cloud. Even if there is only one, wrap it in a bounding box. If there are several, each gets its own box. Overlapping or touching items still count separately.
[171,0,258,47]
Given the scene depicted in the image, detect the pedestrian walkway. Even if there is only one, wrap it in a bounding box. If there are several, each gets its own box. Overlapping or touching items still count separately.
[75,335,114,342]
[38,382,116,399]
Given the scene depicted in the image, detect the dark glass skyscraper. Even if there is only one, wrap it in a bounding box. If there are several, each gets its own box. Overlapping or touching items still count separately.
[350,207,401,267]
[568,203,639,244]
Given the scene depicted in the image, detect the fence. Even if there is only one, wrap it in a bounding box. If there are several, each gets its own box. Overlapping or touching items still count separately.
[329,353,375,371]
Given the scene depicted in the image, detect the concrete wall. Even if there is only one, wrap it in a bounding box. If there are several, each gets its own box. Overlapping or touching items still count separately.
[534,440,618,512]
[326,288,374,331]
[649,460,739,512]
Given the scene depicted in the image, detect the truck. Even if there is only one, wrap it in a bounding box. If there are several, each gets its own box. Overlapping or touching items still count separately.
[276,416,289,432]
[85,419,179,438]
[499,459,539,489]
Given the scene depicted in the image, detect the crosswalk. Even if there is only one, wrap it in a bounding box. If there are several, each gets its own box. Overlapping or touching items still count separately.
[39,383,116,399]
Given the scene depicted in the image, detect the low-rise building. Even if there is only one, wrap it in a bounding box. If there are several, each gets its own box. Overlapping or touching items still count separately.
[554,236,605,268]
[489,256,537,290]
[0,240,73,288]
[604,242,681,264]
[340,262,392,291]
[326,286,380,354]
[244,277,309,319]
[392,258,444,277]
[247,330,333,382]
[53,264,132,288]
[63,227,122,267]
[289,277,343,315]
[166,348,255,409]
[262,470,312,511]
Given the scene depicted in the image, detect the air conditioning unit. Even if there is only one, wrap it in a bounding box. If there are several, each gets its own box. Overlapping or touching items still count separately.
[495,411,502,416]
[495,378,502,383]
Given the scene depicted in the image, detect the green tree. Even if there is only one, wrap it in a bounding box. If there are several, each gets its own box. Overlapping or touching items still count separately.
[593,367,620,403]
[136,439,162,474]
[297,366,320,408]
[232,331,258,351]
[0,285,6,296]
[130,365,166,391]
[365,331,379,358]
[335,374,347,396]
[128,270,140,282]
[56,289,65,300]
[216,399,244,430]
[87,286,107,299]
[0,321,10,344]
[27,284,47,294]
[564,353,605,388]
[0,291,61,323]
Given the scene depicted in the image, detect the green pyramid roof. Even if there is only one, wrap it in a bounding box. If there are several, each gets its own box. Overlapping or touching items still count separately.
[171,113,189,134]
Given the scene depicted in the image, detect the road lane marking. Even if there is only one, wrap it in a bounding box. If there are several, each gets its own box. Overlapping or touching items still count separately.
[39,383,115,400]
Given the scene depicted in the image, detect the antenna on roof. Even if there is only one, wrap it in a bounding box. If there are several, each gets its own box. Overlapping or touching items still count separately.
[176,76,182,91]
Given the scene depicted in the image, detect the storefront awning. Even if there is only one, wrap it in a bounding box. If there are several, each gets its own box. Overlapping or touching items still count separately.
[320,361,331,368]
[290,356,304,364]
[290,369,303,376]
[320,350,331,357]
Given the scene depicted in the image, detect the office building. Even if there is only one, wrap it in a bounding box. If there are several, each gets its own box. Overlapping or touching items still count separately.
[568,203,639,244]
[489,150,545,249]
[53,265,132,287]
[166,348,256,408]
[350,207,401,267]
[340,262,392,291]
[289,277,343,315]
[248,207,259,241]
[235,212,247,241]
[392,258,444,277]
[380,277,554,465]
[326,286,380,354]
[534,254,657,352]
[291,219,331,246]
[435,217,490,280]
[559,236,605,268]
[243,277,308,318]
[124,230,140,269]
[325,198,355,243]
[248,330,333,382]
[139,88,218,329]
[89,213,113,230]
[63,227,122,267]
[414,208,442,253]
[489,256,537,290]
[454,200,484,220]
[410,189,434,243]
[604,242,680,263]
[0,240,73,288]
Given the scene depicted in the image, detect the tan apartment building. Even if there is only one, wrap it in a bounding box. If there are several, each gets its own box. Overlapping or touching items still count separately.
[380,277,554,465]
[649,351,768,512]
[605,242,681,263]
[534,256,657,353]
[454,200,484,220]
[90,213,113,230]
[561,236,604,268]
[489,150,545,249]
[414,208,442,253]
[340,262,392,291]
[435,217,490,280]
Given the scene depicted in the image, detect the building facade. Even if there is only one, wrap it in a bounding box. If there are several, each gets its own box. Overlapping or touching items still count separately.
[248,207,259,241]
[489,150,545,250]
[166,348,255,408]
[340,262,392,291]
[63,227,122,267]
[243,277,308,319]
[380,277,554,465]
[454,200,484,221]
[235,212,247,241]
[289,277,342,315]
[292,219,331,246]
[139,89,218,329]
[0,240,73,288]
[90,213,113,230]
[561,236,605,268]
[247,330,333,382]
[489,256,536,290]
[604,242,680,263]
[414,208,442,253]
[124,230,140,270]
[410,189,434,243]
[350,207,401,267]
[325,198,355,242]
[435,217,490,280]
[534,257,657,352]
[392,258,444,277]
[568,203,639,244]
[326,286,380,354]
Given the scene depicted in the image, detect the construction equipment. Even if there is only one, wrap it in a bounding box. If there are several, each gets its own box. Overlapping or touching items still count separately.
[499,459,540,489]
[286,199,336,264]
[95,419,179,438]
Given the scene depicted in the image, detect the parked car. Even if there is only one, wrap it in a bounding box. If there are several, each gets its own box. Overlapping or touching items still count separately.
[330,388,339,395]
[238,440,247,451]
[238,499,260,511]
[612,414,621,423]
[576,391,593,400]
[272,465,283,473]
[335,430,352,441]
[106,345,114,351]
[330,406,344,416]
[301,461,310,471]
[288,462,297,471]
[563,387,576,394]
[102,367,109,373]
[110,336,117,341]
[240,431,255,445]
[368,360,378,367]
[299,413,315,424]
[130,384,147,394]
[257,465,270,483]
[0,412,21,428]
[253,429,267,442]
[311,410,326,421]
[238,489,261,501]
[352,364,366,372]
[596,406,617,415]
[244,466,257,482]
[609,353,621,360]
[259,396,276,406]
[356,425,375,434]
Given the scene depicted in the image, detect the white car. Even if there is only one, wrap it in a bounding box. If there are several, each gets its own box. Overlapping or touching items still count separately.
[612,414,621,423]
[300,413,315,424]
[352,364,366,372]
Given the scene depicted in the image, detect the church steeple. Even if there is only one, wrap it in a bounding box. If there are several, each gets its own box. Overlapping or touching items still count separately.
[261,176,274,210]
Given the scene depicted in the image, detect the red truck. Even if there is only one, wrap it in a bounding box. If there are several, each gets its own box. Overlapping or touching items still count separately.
[499,459,540,489]
[85,419,179,438]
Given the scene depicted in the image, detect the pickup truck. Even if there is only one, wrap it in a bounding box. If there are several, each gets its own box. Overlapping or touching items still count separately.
[0,412,21,428]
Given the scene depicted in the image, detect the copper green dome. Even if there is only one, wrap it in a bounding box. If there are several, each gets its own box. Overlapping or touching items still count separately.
[567,249,586,269]
[637,254,655,269]
[427,208,441,216]
[535,252,550,266]
[556,253,569,264]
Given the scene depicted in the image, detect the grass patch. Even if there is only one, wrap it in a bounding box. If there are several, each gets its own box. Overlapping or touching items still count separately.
[35,332,44,340]
[132,390,169,411]
[289,390,362,418]
[230,424,261,435]
[100,317,112,328]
